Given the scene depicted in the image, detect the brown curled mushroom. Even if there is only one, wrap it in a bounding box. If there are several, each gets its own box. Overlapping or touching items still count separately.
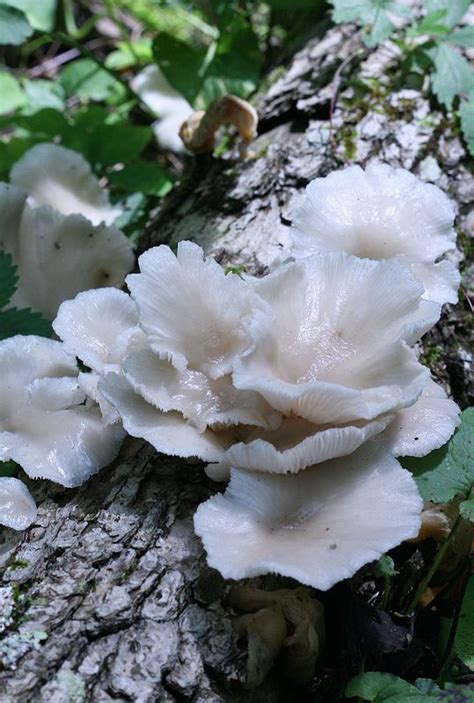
[179,95,258,155]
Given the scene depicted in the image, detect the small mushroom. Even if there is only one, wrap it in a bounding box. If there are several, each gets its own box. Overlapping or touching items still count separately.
[194,444,422,590]
[0,477,37,531]
[290,163,460,305]
[131,65,193,154]
[179,95,258,155]
[10,143,122,225]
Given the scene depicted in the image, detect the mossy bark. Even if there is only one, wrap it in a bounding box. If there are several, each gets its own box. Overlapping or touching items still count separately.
[0,23,472,703]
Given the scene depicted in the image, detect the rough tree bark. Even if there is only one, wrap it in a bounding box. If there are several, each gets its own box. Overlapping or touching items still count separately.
[0,22,472,703]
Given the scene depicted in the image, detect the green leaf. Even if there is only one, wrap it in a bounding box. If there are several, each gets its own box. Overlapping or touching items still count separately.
[345,673,474,702]
[58,59,126,103]
[401,408,474,503]
[0,0,56,31]
[0,251,18,308]
[345,672,429,701]
[0,3,33,45]
[20,78,65,114]
[431,43,474,109]
[453,574,474,671]
[423,0,470,28]
[0,306,52,339]
[330,0,411,46]
[0,136,38,179]
[0,71,25,114]
[460,495,474,521]
[460,93,474,155]
[13,108,70,139]
[105,39,153,70]
[153,33,207,106]
[0,251,52,338]
[108,162,174,196]
[88,124,151,168]
[266,0,325,9]
[445,25,474,49]
[201,24,262,102]
[406,10,449,38]
[0,461,18,478]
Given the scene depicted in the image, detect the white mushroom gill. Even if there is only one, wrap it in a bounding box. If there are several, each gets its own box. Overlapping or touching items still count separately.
[194,444,423,590]
[0,477,37,531]
[290,164,460,305]
[10,143,122,226]
[0,336,125,487]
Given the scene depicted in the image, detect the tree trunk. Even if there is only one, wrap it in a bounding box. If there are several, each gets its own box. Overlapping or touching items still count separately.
[0,23,472,703]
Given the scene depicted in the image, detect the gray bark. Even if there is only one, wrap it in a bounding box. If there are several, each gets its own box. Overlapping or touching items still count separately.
[0,23,472,703]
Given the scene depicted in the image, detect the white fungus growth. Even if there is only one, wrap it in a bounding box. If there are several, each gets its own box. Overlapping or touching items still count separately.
[10,143,122,225]
[290,163,460,305]
[131,65,193,154]
[0,336,124,490]
[0,148,134,319]
[194,444,423,590]
[0,477,37,530]
[1,161,461,593]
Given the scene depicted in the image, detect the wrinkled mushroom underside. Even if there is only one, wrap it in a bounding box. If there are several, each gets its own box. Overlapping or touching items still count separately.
[0,24,472,703]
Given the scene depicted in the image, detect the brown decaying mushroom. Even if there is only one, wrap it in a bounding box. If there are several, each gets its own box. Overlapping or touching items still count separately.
[179,95,258,155]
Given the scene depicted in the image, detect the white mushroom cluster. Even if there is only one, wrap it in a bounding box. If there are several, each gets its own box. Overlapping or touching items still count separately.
[1,163,461,593]
[1,143,134,319]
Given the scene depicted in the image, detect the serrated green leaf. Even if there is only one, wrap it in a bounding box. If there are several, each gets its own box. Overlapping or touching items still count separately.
[108,162,174,196]
[423,0,470,28]
[406,10,449,38]
[401,408,474,503]
[59,59,126,103]
[0,307,52,340]
[431,43,474,109]
[0,3,33,45]
[460,94,474,155]
[453,574,474,671]
[445,25,474,48]
[0,251,18,308]
[0,71,25,114]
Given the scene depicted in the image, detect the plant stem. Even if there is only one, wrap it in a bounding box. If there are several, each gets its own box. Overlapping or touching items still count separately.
[405,515,461,614]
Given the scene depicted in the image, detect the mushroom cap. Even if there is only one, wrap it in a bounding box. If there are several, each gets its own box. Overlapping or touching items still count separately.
[379,377,460,457]
[10,143,122,225]
[127,241,268,379]
[0,477,37,531]
[10,205,134,319]
[0,336,124,487]
[131,66,192,153]
[233,253,438,425]
[290,164,458,305]
[194,444,423,590]
[53,288,145,374]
